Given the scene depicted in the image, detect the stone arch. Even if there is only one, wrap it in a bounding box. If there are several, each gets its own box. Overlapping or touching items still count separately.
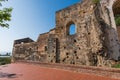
[99,0,120,60]
[66,21,76,35]
[112,0,120,15]
[112,0,120,40]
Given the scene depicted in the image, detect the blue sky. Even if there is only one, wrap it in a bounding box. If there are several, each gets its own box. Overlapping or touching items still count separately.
[0,0,80,53]
[70,24,76,35]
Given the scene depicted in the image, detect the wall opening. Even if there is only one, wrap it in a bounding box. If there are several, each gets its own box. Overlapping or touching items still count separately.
[44,46,47,51]
[113,0,120,40]
[69,24,76,35]
[66,21,76,35]
[56,38,60,63]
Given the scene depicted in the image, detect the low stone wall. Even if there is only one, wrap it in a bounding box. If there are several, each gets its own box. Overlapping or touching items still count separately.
[16,61,120,79]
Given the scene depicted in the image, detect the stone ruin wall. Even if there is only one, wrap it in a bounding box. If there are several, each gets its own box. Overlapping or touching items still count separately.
[55,0,103,66]
[12,0,120,67]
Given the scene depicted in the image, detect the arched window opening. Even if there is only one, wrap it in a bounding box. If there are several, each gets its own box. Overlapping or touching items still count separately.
[69,24,76,35]
[113,0,120,26]
[112,0,120,40]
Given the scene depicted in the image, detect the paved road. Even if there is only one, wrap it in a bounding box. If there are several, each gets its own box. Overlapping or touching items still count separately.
[0,63,118,80]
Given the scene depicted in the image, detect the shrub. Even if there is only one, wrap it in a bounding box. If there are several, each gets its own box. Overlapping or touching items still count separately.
[112,64,120,68]
[0,57,11,65]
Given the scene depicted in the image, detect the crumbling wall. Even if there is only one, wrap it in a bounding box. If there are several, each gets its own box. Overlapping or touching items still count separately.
[12,42,38,61]
[12,0,120,67]
[37,33,49,55]
[98,0,120,61]
[47,34,57,63]
[55,0,104,66]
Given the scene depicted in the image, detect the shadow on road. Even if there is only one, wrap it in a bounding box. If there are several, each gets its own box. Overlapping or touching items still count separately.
[0,72,22,78]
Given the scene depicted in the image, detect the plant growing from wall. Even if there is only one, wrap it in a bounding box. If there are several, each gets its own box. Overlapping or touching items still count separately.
[115,15,120,26]
[92,0,100,4]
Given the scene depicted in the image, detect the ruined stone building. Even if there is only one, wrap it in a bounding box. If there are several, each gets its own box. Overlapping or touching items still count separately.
[12,0,120,67]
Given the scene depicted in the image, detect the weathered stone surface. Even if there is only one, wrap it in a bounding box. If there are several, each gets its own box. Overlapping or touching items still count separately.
[12,0,120,67]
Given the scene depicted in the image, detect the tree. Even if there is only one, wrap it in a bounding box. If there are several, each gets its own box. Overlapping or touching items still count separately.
[0,0,12,28]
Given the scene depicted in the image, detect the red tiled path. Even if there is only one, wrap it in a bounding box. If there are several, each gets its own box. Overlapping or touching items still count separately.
[0,63,119,80]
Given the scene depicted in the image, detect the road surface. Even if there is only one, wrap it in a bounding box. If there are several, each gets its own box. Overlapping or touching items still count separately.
[0,63,119,80]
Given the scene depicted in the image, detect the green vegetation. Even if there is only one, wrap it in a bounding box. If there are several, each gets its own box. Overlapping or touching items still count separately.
[0,0,12,28]
[0,57,11,65]
[92,0,100,4]
[115,15,120,26]
[112,64,120,68]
